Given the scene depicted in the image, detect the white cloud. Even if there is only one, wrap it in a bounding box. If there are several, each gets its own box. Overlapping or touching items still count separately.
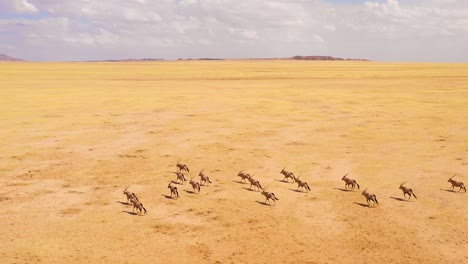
[0,0,38,14]
[0,0,467,61]
[15,0,38,14]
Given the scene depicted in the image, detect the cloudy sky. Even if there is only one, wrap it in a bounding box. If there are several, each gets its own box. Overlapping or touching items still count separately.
[1,0,467,61]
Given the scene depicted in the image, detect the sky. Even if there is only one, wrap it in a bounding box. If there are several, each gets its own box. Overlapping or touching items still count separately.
[0,0,467,62]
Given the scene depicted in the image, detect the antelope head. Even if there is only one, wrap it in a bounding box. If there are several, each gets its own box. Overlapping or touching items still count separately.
[237,170,244,176]
[123,185,129,193]
[448,174,456,182]
[199,169,205,176]
[280,167,286,174]
[168,183,173,188]
[341,173,349,180]
[399,181,407,189]
[361,188,368,196]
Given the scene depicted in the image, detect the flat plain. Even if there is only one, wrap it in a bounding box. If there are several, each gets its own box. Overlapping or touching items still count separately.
[0,61,467,263]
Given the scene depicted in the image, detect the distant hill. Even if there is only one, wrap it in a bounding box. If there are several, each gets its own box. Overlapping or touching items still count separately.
[86,58,164,62]
[0,54,24,61]
[291,55,368,61]
[245,55,368,61]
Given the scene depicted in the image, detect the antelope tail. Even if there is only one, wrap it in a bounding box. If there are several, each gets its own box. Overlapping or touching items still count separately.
[374,196,379,204]
[355,182,360,190]
[411,190,417,199]
[208,177,212,183]
[142,204,147,213]
[306,183,311,191]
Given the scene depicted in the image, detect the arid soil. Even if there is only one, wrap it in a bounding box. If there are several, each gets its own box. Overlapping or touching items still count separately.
[0,61,467,263]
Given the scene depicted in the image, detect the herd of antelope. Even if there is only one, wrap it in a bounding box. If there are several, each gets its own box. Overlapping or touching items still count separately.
[121,161,465,215]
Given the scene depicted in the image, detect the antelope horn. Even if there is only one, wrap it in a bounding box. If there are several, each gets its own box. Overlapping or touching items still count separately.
[400,181,406,186]
[449,174,456,179]
[343,173,349,178]
[124,185,129,191]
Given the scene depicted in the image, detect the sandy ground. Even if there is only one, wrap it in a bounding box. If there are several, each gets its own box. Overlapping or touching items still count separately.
[0,61,467,264]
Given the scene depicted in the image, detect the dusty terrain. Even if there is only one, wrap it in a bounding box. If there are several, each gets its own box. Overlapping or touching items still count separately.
[0,61,467,263]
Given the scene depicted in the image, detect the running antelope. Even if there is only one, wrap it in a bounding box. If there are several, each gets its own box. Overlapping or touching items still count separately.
[237,170,251,183]
[361,188,379,205]
[189,177,201,193]
[172,171,187,184]
[261,186,279,205]
[399,182,417,200]
[294,176,311,192]
[199,169,212,186]
[123,186,139,204]
[176,160,190,173]
[341,173,360,190]
[280,168,295,182]
[168,183,179,198]
[248,175,263,191]
[448,175,466,192]
[130,197,147,215]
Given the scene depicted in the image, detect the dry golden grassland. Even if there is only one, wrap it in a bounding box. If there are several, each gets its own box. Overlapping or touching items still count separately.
[0,61,467,263]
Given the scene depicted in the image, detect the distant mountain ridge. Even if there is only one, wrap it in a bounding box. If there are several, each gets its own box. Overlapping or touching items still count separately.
[0,54,24,61]
[0,54,368,62]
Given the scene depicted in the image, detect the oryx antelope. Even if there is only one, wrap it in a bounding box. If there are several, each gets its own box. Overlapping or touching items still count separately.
[341,173,360,190]
[361,188,379,205]
[237,170,251,183]
[199,169,212,186]
[294,176,311,192]
[168,183,179,198]
[447,175,466,192]
[261,186,279,205]
[172,171,187,184]
[248,175,263,191]
[176,160,190,173]
[280,168,295,182]
[399,181,417,200]
[130,197,147,215]
[123,186,139,204]
[189,177,201,193]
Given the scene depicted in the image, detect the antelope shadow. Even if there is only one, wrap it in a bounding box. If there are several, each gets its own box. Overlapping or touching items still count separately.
[275,179,293,183]
[161,194,176,199]
[289,189,305,193]
[122,210,138,215]
[390,196,412,202]
[334,188,352,192]
[255,201,273,206]
[232,180,246,184]
[354,202,376,208]
[440,188,464,193]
